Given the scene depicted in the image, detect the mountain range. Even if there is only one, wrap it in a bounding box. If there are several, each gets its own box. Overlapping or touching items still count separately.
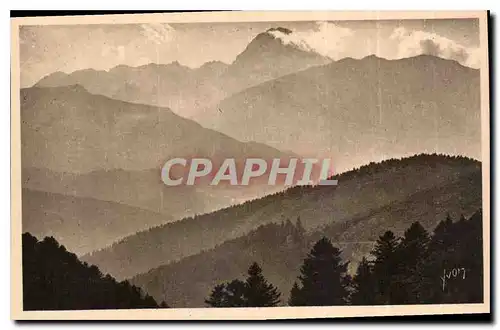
[22,188,172,255]
[125,154,482,307]
[35,28,331,119]
[20,25,484,308]
[207,54,481,172]
[21,85,293,253]
[21,85,293,173]
[33,35,481,175]
[83,154,481,281]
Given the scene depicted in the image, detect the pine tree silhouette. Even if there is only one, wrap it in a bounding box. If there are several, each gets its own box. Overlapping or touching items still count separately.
[394,222,430,304]
[245,262,281,307]
[288,282,303,306]
[205,263,280,307]
[370,231,400,304]
[422,210,483,304]
[204,280,247,307]
[289,237,349,306]
[453,210,483,303]
[205,284,228,307]
[429,214,454,251]
[226,279,248,306]
[364,212,483,305]
[420,214,456,303]
[351,257,376,305]
[22,233,165,310]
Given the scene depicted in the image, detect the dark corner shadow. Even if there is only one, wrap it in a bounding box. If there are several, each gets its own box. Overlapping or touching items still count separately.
[487,10,495,325]
[10,10,231,18]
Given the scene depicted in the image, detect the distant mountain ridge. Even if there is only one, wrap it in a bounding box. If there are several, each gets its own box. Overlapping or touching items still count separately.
[21,85,294,253]
[33,36,481,177]
[22,167,206,218]
[206,54,481,173]
[22,188,172,255]
[34,27,332,118]
[128,154,482,307]
[21,84,293,173]
[221,28,330,92]
[82,154,481,280]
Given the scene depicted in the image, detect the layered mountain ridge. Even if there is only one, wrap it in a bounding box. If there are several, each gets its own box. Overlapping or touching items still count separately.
[35,28,332,119]
[82,154,481,280]
[207,54,481,172]
[125,154,482,307]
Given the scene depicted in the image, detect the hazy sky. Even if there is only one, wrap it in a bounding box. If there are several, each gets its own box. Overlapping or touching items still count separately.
[19,18,480,87]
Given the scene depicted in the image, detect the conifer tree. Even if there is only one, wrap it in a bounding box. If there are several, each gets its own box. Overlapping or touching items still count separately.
[395,222,430,304]
[420,214,457,303]
[288,282,303,306]
[22,233,163,310]
[205,280,246,307]
[429,214,454,251]
[245,262,281,307]
[370,231,400,304]
[420,210,484,304]
[351,257,376,305]
[205,284,228,307]
[289,237,349,306]
[226,279,247,307]
[454,210,483,303]
[205,263,280,307]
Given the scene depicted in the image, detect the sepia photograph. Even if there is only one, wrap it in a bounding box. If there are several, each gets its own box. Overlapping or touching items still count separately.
[10,10,490,320]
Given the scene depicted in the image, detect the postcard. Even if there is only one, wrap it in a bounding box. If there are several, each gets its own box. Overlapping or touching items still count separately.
[10,10,490,320]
